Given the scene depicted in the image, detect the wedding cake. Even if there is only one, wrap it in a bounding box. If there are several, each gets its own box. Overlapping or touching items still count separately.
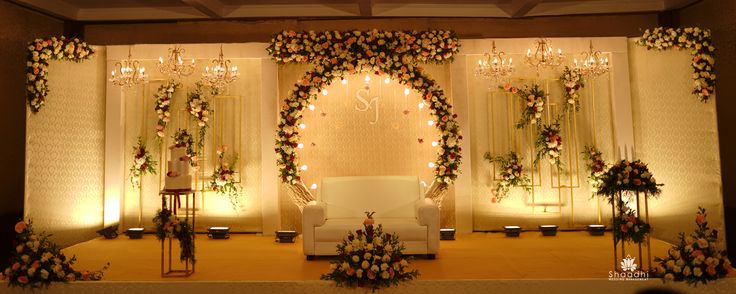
[165,147,192,191]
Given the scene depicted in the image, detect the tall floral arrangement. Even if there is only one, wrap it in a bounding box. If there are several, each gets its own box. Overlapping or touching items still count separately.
[654,207,732,285]
[26,36,95,113]
[172,129,199,171]
[500,83,546,129]
[268,30,462,189]
[209,145,242,209]
[321,212,419,290]
[484,151,531,203]
[612,200,650,244]
[535,122,563,168]
[582,145,606,196]
[1,221,107,289]
[186,82,211,150]
[129,136,157,188]
[595,159,661,201]
[560,66,584,112]
[153,209,195,264]
[637,27,715,102]
[154,80,181,139]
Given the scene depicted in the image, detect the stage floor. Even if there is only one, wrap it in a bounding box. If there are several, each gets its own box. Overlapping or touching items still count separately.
[64,231,674,281]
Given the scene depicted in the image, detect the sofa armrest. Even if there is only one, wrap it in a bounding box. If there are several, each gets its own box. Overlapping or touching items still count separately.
[302,201,326,256]
[415,198,440,254]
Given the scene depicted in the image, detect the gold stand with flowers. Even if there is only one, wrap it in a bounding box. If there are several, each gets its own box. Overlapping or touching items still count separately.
[610,191,652,272]
[159,189,196,277]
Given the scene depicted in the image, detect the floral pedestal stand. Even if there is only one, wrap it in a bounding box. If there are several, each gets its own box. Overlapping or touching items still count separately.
[160,189,196,277]
[611,191,651,272]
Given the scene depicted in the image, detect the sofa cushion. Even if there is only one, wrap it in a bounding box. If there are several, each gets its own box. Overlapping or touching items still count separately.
[314,218,427,242]
[320,176,421,219]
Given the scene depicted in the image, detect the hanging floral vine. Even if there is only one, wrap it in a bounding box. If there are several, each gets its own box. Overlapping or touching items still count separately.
[154,80,181,139]
[171,129,199,171]
[26,36,95,113]
[582,145,606,197]
[560,66,584,112]
[267,30,462,188]
[209,145,242,210]
[186,82,211,151]
[535,121,563,168]
[500,83,546,129]
[129,137,157,188]
[483,151,531,203]
[637,27,716,102]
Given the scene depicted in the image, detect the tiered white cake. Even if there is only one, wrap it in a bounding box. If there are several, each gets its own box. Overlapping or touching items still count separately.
[164,147,192,190]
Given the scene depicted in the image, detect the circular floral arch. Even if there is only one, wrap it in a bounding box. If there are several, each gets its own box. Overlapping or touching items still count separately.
[267,30,462,208]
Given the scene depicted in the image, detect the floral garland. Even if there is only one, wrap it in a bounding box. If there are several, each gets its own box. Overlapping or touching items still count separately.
[596,159,662,201]
[535,122,563,168]
[654,207,732,285]
[154,80,181,139]
[613,200,650,244]
[153,208,195,264]
[268,30,462,187]
[321,212,419,290]
[1,220,107,289]
[186,82,211,150]
[26,36,95,113]
[637,27,716,102]
[560,66,584,112]
[129,137,157,188]
[483,151,531,203]
[582,145,606,197]
[209,145,242,210]
[172,129,199,170]
[500,83,546,129]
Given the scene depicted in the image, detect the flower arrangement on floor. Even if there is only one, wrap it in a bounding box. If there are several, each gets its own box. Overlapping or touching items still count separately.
[268,30,462,189]
[186,82,211,150]
[637,27,715,102]
[612,200,650,244]
[209,145,242,209]
[129,136,157,188]
[595,159,662,200]
[1,220,107,289]
[321,212,419,290]
[26,36,95,113]
[154,80,181,139]
[172,129,198,171]
[654,207,732,285]
[500,83,546,129]
[153,208,195,264]
[582,145,606,196]
[483,151,531,203]
[535,122,563,168]
[560,66,584,112]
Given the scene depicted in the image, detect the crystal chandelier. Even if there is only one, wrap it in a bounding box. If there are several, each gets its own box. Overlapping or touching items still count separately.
[201,45,239,92]
[109,47,147,87]
[525,38,564,70]
[574,40,610,77]
[158,46,195,78]
[475,41,514,81]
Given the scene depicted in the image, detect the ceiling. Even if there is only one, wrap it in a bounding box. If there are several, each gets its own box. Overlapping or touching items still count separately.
[11,0,699,21]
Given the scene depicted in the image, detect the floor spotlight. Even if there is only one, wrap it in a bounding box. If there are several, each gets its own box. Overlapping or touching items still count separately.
[587,224,606,236]
[440,228,456,240]
[125,228,144,239]
[539,225,558,236]
[503,226,522,237]
[208,227,231,239]
[96,225,119,239]
[276,230,298,243]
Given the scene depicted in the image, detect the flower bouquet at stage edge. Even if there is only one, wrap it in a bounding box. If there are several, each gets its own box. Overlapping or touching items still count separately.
[321,212,419,290]
[654,207,732,285]
[1,221,108,289]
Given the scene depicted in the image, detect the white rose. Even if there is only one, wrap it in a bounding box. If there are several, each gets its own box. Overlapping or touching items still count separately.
[352,255,359,263]
[694,267,703,277]
[361,260,370,269]
[371,264,379,272]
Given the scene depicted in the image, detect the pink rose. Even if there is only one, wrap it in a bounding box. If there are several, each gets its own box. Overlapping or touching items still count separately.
[690,250,703,258]
[367,270,376,280]
[363,218,375,226]
[696,213,706,225]
[17,276,29,284]
[31,261,40,269]
[12,262,20,271]
[82,271,90,280]
[633,179,641,186]
[15,221,27,234]
[707,265,716,276]
[620,224,628,233]
[491,197,497,203]
[503,83,511,91]
[346,267,355,276]
[511,87,518,94]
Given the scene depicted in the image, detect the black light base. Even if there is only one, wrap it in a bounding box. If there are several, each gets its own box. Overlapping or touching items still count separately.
[208,227,231,239]
[125,228,144,239]
[504,226,522,237]
[587,224,606,236]
[96,225,119,239]
[276,230,298,243]
[539,225,558,236]
[440,228,456,240]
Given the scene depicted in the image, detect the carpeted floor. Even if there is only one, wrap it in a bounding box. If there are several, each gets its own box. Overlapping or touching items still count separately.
[63,231,672,281]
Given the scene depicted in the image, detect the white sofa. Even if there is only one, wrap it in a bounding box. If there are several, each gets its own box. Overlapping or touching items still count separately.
[302,176,440,259]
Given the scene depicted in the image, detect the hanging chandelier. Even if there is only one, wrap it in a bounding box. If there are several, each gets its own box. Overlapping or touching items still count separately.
[525,38,564,70]
[475,41,514,81]
[109,47,147,87]
[201,45,239,92]
[158,46,195,78]
[574,40,610,77]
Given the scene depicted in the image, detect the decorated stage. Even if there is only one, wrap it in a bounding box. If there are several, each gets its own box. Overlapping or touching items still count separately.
[6,232,731,293]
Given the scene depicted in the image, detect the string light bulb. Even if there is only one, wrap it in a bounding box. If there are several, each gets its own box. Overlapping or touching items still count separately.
[431,141,439,147]
[310,183,318,190]
[308,104,315,111]
[404,88,410,96]
[341,78,347,85]
[418,102,425,110]
[300,165,308,171]
[384,77,390,84]
[299,123,306,129]
[428,162,436,168]
[297,143,304,149]
[321,89,328,96]
[427,120,434,126]
[364,75,371,83]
